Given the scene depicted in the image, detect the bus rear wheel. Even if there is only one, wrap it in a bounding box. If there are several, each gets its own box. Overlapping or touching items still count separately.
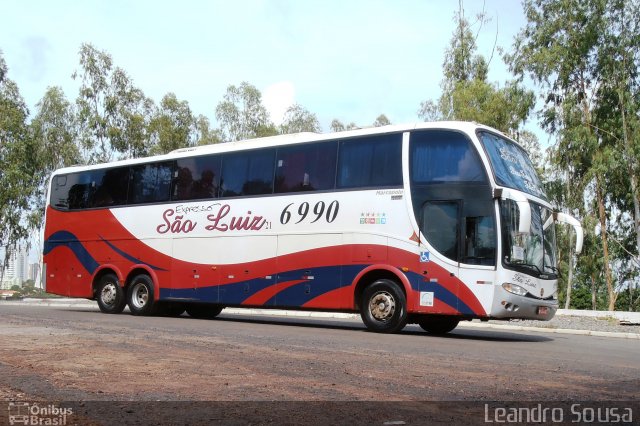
[360,279,407,333]
[418,316,460,334]
[96,274,126,314]
[186,304,223,319]
[127,274,157,316]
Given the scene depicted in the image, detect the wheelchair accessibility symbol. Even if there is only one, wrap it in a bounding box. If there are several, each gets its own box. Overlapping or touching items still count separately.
[419,251,430,262]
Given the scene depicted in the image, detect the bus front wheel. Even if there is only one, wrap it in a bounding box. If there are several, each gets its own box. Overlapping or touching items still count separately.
[127,274,157,316]
[418,316,460,334]
[360,279,407,333]
[96,274,126,314]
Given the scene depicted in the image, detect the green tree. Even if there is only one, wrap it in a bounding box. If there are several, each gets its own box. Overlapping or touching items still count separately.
[215,82,275,141]
[29,86,81,226]
[418,3,534,137]
[107,68,154,159]
[329,119,357,132]
[280,104,321,134]
[373,114,391,127]
[506,0,640,310]
[73,43,153,162]
[594,0,640,293]
[194,115,222,146]
[0,52,35,268]
[149,93,195,154]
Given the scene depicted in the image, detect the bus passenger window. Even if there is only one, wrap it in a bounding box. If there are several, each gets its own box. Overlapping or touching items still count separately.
[92,167,130,207]
[173,155,221,201]
[129,162,173,204]
[66,177,92,210]
[221,149,275,197]
[337,134,402,189]
[410,130,486,184]
[275,142,337,193]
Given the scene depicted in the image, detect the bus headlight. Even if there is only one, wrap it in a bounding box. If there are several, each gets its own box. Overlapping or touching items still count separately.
[502,283,528,297]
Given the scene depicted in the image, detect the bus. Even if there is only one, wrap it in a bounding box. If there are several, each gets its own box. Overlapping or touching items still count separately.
[43,121,583,334]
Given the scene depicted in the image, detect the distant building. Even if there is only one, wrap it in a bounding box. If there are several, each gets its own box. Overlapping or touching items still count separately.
[29,263,40,283]
[0,246,29,289]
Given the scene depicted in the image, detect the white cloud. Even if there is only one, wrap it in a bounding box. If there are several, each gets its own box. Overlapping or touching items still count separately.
[262,81,295,125]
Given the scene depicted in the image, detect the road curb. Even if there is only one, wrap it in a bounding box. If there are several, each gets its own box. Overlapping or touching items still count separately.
[3,299,639,339]
[456,321,640,339]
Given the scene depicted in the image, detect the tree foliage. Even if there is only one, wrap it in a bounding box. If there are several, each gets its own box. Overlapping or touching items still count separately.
[507,0,640,310]
[419,4,535,137]
[373,114,391,127]
[215,81,275,141]
[0,52,36,268]
[73,43,154,162]
[280,104,321,134]
[30,86,81,225]
[149,93,195,154]
[194,115,222,146]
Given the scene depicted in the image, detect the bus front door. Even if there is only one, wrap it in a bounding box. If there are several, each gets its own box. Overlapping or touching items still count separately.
[417,201,461,314]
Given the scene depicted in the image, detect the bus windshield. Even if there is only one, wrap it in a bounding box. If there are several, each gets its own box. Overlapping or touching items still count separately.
[478,131,547,201]
[500,199,557,277]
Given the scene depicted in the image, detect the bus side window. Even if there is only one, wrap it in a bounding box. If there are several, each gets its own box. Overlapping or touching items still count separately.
[337,134,402,189]
[129,162,173,204]
[173,155,221,201]
[410,130,486,184]
[275,142,337,193]
[220,149,275,197]
[92,167,130,207]
[61,172,93,210]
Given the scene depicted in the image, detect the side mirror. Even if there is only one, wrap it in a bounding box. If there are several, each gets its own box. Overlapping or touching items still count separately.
[555,212,583,254]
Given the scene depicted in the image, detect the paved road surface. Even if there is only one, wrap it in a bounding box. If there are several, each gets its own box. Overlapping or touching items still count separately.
[1,304,638,424]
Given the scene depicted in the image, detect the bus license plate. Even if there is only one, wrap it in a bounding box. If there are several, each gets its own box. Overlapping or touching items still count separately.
[537,307,549,316]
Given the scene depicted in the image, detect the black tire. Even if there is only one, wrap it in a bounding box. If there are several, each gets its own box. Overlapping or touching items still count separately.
[360,279,407,333]
[418,316,460,335]
[185,303,223,319]
[126,274,157,316]
[96,273,126,314]
[156,302,186,317]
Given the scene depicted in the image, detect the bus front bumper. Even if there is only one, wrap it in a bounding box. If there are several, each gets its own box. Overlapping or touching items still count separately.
[490,287,558,321]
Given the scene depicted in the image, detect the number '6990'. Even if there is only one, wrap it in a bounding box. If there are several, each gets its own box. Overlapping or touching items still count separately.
[280,200,339,225]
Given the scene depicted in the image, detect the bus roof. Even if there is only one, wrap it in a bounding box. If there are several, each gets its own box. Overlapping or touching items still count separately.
[51,121,504,175]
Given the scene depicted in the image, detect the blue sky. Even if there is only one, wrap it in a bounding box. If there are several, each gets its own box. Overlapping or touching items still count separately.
[1,0,531,132]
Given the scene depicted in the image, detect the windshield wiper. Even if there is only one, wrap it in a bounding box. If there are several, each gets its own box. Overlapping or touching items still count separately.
[511,262,543,274]
[546,265,559,274]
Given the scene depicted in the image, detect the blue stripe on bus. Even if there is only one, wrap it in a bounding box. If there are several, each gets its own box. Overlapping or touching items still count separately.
[406,271,475,315]
[43,231,99,274]
[162,265,475,314]
[263,264,347,306]
[99,236,167,271]
[218,278,276,305]
[161,265,366,305]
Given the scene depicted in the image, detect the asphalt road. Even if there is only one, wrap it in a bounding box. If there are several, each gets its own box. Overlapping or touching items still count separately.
[1,304,639,424]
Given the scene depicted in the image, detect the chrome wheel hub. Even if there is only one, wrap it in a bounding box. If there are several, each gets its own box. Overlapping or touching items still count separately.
[369,291,395,321]
[131,283,149,309]
[101,283,117,306]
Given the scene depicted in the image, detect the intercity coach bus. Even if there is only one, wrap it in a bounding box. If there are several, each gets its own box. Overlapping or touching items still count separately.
[43,121,582,334]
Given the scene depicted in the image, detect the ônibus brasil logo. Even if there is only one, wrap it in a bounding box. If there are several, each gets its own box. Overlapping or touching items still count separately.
[8,402,73,426]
